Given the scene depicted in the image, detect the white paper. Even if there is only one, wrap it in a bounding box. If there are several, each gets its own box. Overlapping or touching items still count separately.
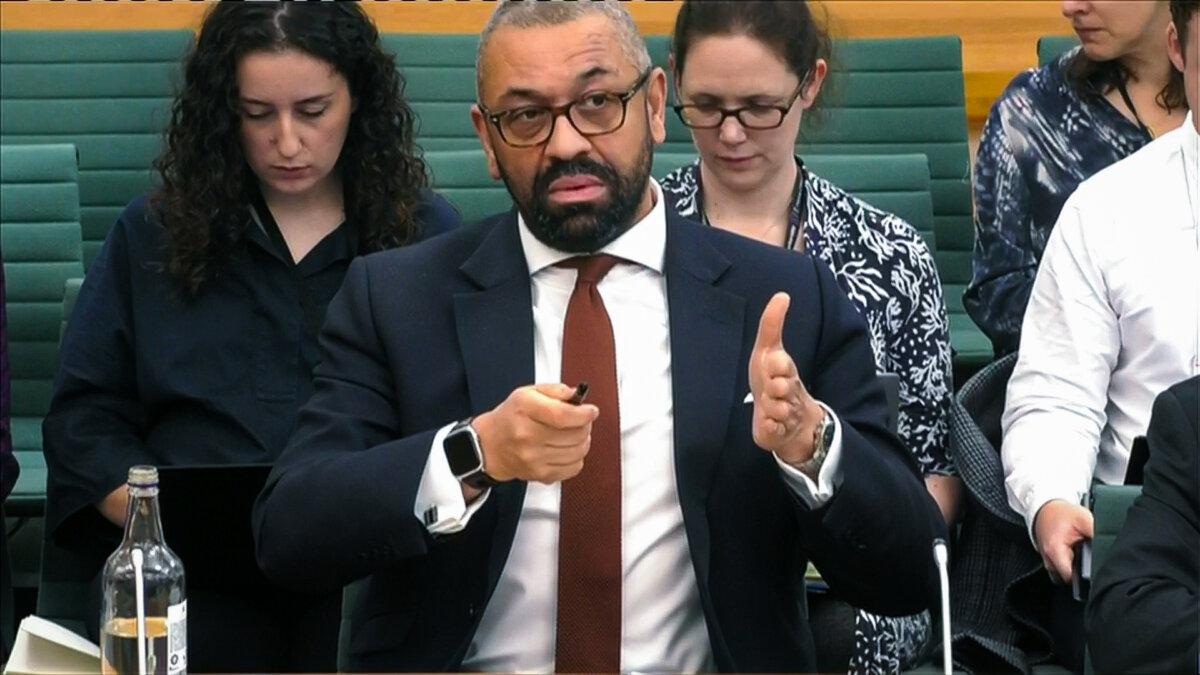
[3,615,101,675]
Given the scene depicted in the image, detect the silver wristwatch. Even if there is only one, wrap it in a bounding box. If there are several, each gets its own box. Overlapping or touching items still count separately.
[799,407,834,476]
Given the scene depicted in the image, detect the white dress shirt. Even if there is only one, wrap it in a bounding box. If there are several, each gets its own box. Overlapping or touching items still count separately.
[1002,114,1200,537]
[412,181,845,672]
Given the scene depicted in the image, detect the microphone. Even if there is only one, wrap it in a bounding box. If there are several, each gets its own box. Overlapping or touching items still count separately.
[933,538,952,675]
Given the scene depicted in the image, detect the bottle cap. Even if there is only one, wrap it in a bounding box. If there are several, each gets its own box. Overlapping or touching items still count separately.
[127,465,159,488]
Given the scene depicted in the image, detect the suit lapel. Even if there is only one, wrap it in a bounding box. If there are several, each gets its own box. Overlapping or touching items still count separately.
[664,212,745,590]
[453,213,534,592]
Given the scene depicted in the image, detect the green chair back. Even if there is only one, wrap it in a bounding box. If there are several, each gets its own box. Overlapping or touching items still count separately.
[28,280,92,640]
[60,277,83,343]
[424,149,512,224]
[0,30,191,268]
[811,37,980,370]
[1089,483,1142,576]
[1,143,83,516]
[337,578,366,671]
[1038,35,1079,66]
[383,34,483,152]
[1084,482,1141,675]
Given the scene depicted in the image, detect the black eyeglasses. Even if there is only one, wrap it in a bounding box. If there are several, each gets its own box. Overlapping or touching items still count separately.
[673,84,805,130]
[479,69,653,148]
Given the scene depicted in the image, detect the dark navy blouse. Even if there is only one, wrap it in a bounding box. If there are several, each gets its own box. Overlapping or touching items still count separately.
[42,189,460,542]
[966,48,1154,356]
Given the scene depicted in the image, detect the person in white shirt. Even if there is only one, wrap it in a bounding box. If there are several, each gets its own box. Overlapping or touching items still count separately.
[1001,0,1199,665]
[254,1,946,672]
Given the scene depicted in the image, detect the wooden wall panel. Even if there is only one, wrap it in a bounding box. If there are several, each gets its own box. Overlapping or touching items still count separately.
[0,0,1074,132]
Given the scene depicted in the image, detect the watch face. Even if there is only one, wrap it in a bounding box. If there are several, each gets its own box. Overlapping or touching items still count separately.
[821,416,836,446]
[444,427,482,477]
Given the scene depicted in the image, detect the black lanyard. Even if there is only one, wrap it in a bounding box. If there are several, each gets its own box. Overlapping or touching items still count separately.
[695,158,809,251]
[1114,78,1154,139]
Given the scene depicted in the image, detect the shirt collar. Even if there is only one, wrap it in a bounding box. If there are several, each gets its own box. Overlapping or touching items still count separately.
[1182,112,1198,178]
[244,185,356,271]
[517,179,667,276]
[1182,112,1198,231]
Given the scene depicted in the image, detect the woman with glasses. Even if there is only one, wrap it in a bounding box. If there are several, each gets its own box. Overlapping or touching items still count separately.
[659,2,955,672]
[967,0,1187,357]
[42,4,458,671]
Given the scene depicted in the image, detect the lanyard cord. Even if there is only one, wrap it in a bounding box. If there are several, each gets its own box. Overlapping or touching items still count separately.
[1114,78,1155,139]
[696,158,808,251]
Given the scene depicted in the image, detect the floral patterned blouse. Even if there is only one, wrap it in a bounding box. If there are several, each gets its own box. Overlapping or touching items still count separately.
[965,47,1154,356]
[660,158,954,477]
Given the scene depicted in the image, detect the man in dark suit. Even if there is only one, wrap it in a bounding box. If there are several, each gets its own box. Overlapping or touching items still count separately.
[253,2,944,671]
[1086,375,1199,674]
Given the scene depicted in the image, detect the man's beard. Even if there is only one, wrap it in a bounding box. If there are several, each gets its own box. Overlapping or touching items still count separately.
[499,137,653,254]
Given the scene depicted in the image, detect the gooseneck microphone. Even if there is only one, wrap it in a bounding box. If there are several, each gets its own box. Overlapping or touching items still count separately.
[933,538,952,675]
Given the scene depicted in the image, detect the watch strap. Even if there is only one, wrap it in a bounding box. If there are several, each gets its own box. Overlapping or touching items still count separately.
[800,406,834,476]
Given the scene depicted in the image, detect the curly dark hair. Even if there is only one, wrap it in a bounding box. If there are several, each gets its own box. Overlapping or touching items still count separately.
[153,2,427,296]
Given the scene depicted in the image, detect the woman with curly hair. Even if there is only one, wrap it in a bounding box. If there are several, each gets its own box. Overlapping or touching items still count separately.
[42,3,458,670]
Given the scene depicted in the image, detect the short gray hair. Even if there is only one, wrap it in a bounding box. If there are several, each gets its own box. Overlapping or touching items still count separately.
[476,0,653,98]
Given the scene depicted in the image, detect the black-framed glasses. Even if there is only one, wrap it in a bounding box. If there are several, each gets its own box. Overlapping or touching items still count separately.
[479,69,653,148]
[673,84,805,130]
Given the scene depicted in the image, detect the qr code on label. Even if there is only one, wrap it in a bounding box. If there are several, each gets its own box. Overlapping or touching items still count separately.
[168,601,188,674]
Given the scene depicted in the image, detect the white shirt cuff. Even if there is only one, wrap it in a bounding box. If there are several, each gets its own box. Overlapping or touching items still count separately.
[1022,487,1090,545]
[414,422,492,535]
[776,403,844,509]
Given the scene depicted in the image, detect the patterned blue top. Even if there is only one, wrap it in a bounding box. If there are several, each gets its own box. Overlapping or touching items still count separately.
[965,47,1153,356]
[661,159,954,477]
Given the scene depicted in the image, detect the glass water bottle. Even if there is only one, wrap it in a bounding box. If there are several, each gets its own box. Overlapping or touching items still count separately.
[101,466,187,674]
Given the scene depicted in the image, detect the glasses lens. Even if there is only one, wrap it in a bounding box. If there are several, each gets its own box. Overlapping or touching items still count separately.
[679,105,723,128]
[570,93,625,135]
[502,107,553,145]
[739,107,785,129]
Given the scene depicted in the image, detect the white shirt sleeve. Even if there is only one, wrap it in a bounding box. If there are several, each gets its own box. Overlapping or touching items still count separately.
[414,422,492,535]
[1001,198,1117,540]
[776,402,845,508]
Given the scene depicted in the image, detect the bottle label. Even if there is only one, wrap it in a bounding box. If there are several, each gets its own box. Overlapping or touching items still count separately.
[167,601,187,674]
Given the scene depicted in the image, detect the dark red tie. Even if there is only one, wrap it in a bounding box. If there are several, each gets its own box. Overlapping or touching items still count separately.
[555,255,622,673]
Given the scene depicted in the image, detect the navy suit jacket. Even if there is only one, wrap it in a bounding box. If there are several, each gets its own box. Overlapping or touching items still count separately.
[253,209,945,672]
[1086,375,1199,674]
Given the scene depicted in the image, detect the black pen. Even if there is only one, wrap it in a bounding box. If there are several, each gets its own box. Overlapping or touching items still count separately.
[567,381,589,405]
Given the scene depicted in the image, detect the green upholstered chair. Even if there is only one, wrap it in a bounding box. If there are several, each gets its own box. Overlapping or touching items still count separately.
[337,577,366,671]
[1081,483,1141,675]
[382,34,483,152]
[59,277,83,344]
[0,30,191,268]
[652,152,936,250]
[1,143,83,517]
[811,37,981,375]
[1088,484,1141,581]
[1038,35,1080,66]
[424,149,513,224]
[23,280,92,640]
